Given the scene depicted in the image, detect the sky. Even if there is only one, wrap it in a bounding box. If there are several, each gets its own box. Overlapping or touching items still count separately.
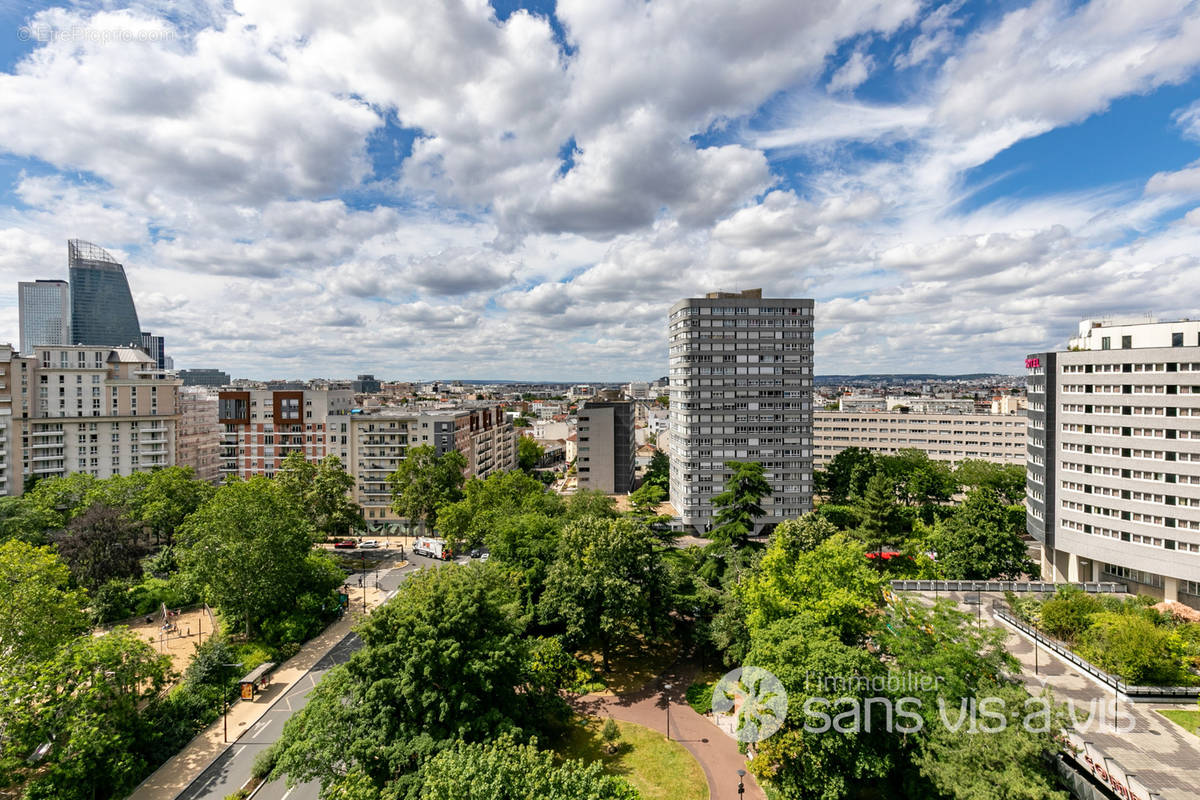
[1,0,1200,381]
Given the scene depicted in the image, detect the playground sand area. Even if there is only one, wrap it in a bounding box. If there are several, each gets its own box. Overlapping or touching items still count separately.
[99,605,216,676]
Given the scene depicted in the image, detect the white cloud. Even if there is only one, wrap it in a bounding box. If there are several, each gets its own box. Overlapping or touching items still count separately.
[827,49,875,93]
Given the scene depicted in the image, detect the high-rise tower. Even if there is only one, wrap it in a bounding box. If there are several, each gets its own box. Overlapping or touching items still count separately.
[668,289,814,533]
[68,239,142,347]
[18,279,70,354]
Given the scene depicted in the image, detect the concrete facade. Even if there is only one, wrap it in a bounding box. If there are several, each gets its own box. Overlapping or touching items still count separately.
[217,387,354,479]
[668,289,813,533]
[814,410,1027,466]
[175,387,221,484]
[26,345,179,482]
[1028,318,1200,606]
[577,399,635,493]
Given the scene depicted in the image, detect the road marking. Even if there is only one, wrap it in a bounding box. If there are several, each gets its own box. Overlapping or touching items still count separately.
[280,787,295,800]
[250,720,270,739]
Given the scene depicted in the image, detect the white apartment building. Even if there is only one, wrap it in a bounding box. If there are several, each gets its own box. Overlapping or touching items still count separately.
[814,411,1026,466]
[26,346,179,481]
[1027,317,1200,607]
[668,289,814,533]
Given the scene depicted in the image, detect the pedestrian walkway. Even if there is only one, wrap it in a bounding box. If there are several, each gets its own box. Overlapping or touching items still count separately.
[126,576,392,800]
[572,664,765,800]
[934,591,1200,800]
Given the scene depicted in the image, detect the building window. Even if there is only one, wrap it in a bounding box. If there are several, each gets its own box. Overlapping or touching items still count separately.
[1121,335,1132,349]
[1172,332,1184,347]
[1101,336,1110,350]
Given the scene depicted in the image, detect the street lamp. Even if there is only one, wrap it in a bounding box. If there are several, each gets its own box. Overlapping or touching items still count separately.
[219,662,244,743]
[737,769,746,798]
[663,682,673,741]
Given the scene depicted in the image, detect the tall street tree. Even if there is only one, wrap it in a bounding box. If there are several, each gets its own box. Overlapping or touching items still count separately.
[388,444,467,534]
[539,516,669,670]
[177,477,317,636]
[710,460,772,549]
[855,472,899,562]
[518,435,545,473]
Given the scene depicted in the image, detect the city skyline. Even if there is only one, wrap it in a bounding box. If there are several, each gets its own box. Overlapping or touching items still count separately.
[0,2,1198,380]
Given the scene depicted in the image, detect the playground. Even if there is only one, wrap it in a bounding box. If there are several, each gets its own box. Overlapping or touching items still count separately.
[100,604,216,675]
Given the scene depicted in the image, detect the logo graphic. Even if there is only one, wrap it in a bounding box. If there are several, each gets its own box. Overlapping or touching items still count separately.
[712,666,788,743]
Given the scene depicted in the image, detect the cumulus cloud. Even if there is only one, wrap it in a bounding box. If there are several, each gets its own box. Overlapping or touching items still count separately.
[1,0,1200,379]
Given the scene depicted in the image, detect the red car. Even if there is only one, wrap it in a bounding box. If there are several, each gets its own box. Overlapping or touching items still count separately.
[332,539,357,549]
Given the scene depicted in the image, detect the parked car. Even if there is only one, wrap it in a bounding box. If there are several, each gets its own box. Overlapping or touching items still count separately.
[358,540,381,549]
[469,548,482,559]
[332,539,357,549]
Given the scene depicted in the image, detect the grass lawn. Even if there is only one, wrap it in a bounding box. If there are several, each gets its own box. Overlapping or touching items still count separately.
[1158,709,1200,737]
[556,716,708,800]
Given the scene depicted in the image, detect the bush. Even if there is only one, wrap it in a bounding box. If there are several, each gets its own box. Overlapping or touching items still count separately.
[1039,586,1101,642]
[127,576,198,617]
[685,680,714,715]
[252,742,280,780]
[91,578,135,623]
[1078,612,1195,686]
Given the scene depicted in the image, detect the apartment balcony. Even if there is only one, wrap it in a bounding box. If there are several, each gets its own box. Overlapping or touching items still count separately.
[32,451,65,461]
[32,462,65,474]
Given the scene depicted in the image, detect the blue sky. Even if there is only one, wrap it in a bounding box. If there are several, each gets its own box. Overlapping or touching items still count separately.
[0,0,1199,380]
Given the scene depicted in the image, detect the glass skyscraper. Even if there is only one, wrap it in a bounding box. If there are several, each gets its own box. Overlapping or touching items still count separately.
[68,239,142,347]
[18,279,70,354]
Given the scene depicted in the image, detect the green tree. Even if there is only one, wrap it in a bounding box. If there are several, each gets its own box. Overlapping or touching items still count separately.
[275,451,318,508]
[814,447,877,504]
[438,470,562,549]
[746,617,893,800]
[277,453,362,537]
[710,461,772,548]
[882,449,958,522]
[1037,586,1101,642]
[855,472,898,561]
[771,512,839,555]
[628,482,667,525]
[0,629,172,800]
[54,502,148,590]
[0,540,89,670]
[564,489,619,520]
[955,460,1026,506]
[21,472,99,529]
[643,450,669,491]
[177,477,317,636]
[930,487,1037,580]
[740,532,884,644]
[518,436,545,472]
[0,495,60,545]
[539,516,669,670]
[138,467,217,545]
[388,444,467,534]
[271,564,544,797]
[417,734,640,799]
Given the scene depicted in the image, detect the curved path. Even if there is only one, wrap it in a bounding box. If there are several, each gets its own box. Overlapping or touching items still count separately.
[572,665,766,800]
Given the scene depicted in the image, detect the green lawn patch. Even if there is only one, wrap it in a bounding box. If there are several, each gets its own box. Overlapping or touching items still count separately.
[1158,709,1200,737]
[556,716,708,800]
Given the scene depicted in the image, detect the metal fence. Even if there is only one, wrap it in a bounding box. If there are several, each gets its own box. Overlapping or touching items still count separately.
[993,604,1200,701]
[889,580,1126,594]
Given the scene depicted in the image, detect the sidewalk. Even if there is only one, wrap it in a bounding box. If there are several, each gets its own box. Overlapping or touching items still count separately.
[126,578,391,800]
[940,591,1200,800]
[572,664,765,800]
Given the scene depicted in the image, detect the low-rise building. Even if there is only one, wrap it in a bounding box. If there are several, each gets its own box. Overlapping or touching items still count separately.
[814,410,1026,466]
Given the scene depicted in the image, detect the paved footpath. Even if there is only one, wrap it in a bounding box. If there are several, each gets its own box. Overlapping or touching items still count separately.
[126,574,394,800]
[572,664,765,800]
[934,591,1200,800]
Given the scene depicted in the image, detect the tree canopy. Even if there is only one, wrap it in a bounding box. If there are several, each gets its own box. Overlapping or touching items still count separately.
[710,460,772,548]
[929,487,1036,580]
[388,444,467,533]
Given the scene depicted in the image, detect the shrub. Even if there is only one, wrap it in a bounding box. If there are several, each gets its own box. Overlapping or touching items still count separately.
[252,742,280,780]
[91,578,135,623]
[685,679,714,715]
[601,718,621,754]
[814,504,859,531]
[1039,586,1101,642]
[1078,612,1194,686]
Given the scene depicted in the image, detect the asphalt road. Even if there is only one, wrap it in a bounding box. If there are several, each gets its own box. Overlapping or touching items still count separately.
[176,549,450,800]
